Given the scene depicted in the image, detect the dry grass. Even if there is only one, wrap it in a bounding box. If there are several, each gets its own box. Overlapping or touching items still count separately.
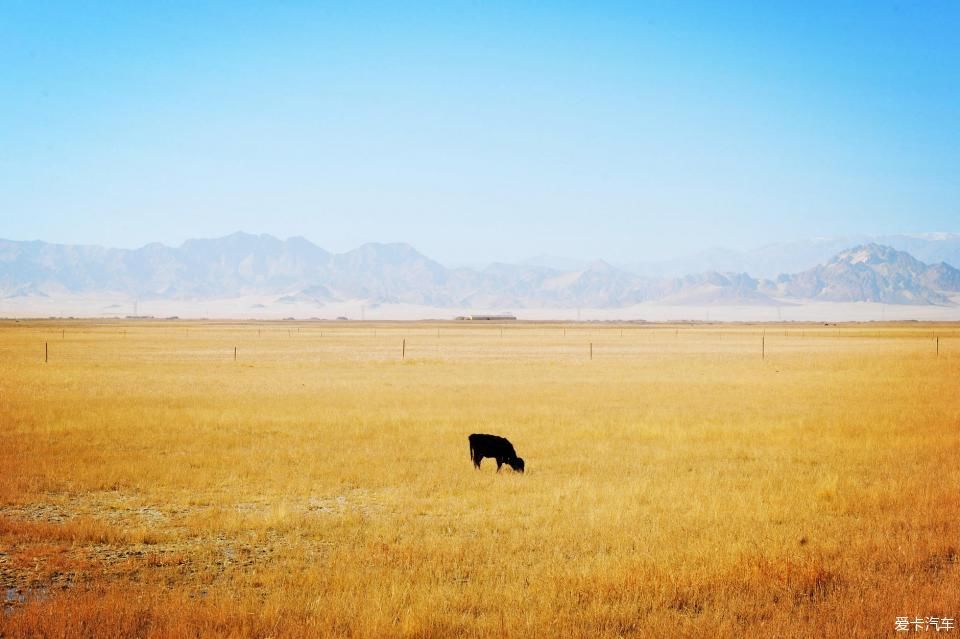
[1,319,958,638]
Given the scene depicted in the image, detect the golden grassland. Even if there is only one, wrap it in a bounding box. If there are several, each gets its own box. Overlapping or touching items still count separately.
[1,320,958,638]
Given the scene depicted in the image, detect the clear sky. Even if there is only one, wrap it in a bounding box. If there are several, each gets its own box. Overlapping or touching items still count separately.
[1,1,958,264]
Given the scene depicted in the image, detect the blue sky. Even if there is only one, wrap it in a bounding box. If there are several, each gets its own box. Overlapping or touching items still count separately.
[1,1,958,264]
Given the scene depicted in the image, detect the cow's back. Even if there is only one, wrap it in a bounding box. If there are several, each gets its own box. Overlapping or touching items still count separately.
[469,433,516,457]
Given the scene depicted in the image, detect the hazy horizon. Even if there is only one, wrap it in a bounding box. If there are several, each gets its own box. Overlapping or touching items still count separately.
[3,3,959,265]
[3,228,960,270]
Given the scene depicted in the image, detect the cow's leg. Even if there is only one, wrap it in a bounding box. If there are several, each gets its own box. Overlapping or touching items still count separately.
[496,458,503,472]
[473,453,482,469]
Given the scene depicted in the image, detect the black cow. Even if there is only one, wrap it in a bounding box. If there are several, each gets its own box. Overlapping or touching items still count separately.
[469,433,525,473]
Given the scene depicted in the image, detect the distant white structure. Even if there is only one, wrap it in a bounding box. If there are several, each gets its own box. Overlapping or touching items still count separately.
[455,314,517,321]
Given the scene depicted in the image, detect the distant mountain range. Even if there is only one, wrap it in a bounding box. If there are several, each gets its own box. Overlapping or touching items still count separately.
[1,233,959,308]
[759,244,960,305]
[618,233,960,279]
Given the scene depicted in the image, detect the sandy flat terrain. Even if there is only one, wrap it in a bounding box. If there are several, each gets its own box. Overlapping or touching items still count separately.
[3,293,960,322]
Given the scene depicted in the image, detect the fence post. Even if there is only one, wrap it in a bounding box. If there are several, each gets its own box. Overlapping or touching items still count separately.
[936,335,939,357]
[234,346,237,361]
[590,342,593,360]
[45,341,48,363]
[762,334,765,359]
[402,338,406,360]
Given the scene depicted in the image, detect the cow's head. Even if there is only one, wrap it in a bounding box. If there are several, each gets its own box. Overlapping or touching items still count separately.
[509,457,525,473]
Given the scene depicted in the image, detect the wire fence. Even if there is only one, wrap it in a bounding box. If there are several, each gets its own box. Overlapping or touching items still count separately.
[2,322,956,365]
